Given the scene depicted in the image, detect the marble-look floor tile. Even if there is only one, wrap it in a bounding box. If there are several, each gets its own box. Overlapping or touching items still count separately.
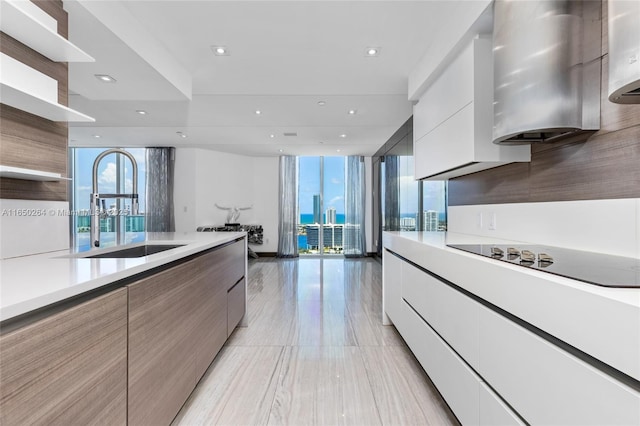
[173,346,285,426]
[360,346,459,426]
[176,258,456,426]
[288,298,358,346]
[268,346,382,426]
[226,297,296,346]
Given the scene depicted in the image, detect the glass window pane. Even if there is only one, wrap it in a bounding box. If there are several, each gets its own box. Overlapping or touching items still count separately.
[71,148,146,251]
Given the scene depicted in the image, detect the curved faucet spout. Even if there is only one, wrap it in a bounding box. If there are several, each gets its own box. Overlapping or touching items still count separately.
[90,149,140,247]
[91,149,138,196]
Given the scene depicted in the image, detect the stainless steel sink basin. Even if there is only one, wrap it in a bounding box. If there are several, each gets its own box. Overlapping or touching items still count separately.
[84,244,186,258]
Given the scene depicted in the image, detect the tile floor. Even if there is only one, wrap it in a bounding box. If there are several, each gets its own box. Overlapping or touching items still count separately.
[173,257,459,426]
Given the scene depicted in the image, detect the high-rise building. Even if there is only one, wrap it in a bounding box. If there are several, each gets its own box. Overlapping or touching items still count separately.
[400,217,416,231]
[326,207,337,224]
[424,210,438,231]
[305,224,344,251]
[313,194,321,224]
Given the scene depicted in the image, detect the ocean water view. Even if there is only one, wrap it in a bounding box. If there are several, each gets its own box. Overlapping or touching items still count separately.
[299,213,345,224]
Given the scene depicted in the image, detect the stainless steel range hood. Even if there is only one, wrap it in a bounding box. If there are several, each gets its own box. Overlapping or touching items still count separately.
[608,0,640,104]
[492,1,601,145]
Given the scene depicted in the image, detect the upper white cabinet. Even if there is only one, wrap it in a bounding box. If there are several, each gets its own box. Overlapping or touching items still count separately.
[0,0,94,63]
[413,37,530,180]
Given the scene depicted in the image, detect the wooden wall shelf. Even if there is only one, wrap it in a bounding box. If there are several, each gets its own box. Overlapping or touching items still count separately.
[0,165,70,182]
[0,0,94,63]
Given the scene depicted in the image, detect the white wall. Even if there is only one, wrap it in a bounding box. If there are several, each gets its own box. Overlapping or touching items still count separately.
[0,199,70,259]
[175,149,373,255]
[448,199,640,258]
[174,148,279,253]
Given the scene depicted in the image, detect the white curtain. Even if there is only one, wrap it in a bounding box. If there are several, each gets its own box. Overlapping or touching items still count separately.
[146,147,175,232]
[277,155,299,257]
[344,156,366,257]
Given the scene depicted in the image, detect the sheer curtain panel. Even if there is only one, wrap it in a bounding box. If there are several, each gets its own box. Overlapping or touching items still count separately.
[277,155,299,257]
[146,147,175,232]
[344,156,366,257]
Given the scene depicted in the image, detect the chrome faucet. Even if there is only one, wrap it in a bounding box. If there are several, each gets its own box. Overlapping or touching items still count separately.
[90,149,139,248]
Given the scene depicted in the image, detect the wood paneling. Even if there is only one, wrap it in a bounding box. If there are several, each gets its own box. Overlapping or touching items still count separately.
[449,0,640,206]
[0,288,128,426]
[128,257,203,426]
[0,0,69,201]
[128,240,245,426]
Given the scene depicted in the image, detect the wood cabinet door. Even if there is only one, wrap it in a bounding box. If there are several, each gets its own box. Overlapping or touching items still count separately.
[0,288,128,426]
[194,240,245,376]
[127,257,202,426]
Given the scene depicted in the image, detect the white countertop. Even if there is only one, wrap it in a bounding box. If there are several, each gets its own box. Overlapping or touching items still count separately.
[383,231,640,381]
[0,232,246,322]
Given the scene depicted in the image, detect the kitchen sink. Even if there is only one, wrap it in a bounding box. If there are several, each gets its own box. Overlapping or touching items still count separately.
[84,244,186,258]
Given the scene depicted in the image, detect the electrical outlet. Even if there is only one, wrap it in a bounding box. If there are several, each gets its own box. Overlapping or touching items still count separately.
[488,212,497,230]
[476,212,483,229]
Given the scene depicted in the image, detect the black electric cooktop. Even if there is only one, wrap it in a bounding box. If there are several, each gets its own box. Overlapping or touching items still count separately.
[447,244,640,288]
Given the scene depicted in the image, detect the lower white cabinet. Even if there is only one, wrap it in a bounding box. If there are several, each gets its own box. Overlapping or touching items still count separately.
[382,249,403,325]
[479,307,640,425]
[479,383,524,426]
[401,300,481,425]
[401,260,480,369]
[383,248,640,425]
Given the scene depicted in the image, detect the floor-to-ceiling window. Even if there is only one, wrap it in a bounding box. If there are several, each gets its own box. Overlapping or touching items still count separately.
[373,117,447,257]
[70,148,146,251]
[298,156,345,255]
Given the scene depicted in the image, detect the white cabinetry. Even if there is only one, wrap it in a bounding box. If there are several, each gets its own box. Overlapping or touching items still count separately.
[479,307,640,425]
[413,37,529,180]
[383,246,640,425]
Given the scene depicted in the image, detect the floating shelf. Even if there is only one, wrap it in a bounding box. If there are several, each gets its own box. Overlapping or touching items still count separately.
[0,0,94,63]
[0,165,70,181]
[0,80,95,122]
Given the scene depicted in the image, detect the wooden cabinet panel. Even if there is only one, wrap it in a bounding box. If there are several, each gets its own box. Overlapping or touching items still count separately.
[193,249,229,378]
[0,288,128,426]
[227,278,246,336]
[128,239,247,425]
[128,257,201,426]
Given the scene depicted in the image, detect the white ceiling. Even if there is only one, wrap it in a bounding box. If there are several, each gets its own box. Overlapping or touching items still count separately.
[65,0,462,157]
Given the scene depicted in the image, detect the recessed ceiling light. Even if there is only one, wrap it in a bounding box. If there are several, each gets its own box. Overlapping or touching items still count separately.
[278,149,284,153]
[136,110,147,115]
[339,134,347,138]
[348,109,357,115]
[317,101,326,106]
[93,134,101,138]
[269,134,275,138]
[211,45,229,56]
[365,47,380,57]
[336,149,341,152]
[255,110,262,115]
[94,74,116,83]
[176,131,187,138]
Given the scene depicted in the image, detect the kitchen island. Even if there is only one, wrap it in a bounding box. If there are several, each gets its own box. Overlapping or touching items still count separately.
[383,231,640,425]
[0,232,247,425]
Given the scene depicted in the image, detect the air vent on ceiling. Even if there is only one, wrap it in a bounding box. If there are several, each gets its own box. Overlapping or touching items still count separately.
[283,132,297,137]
